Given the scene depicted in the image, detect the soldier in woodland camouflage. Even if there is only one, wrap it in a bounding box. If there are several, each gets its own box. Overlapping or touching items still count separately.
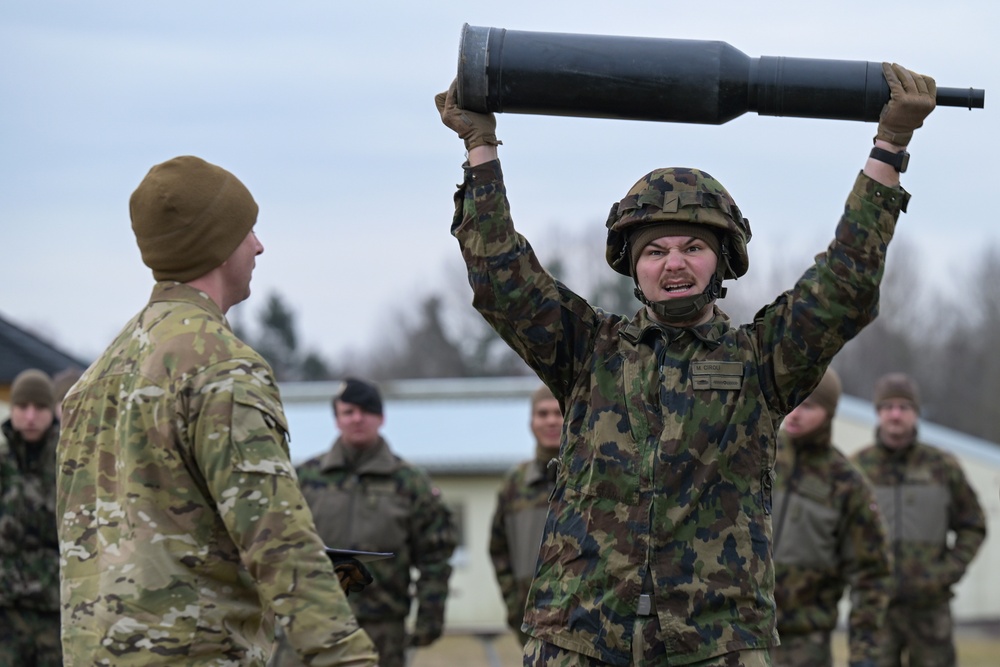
[490,385,564,645]
[770,368,890,667]
[270,377,457,667]
[0,369,61,667]
[851,373,986,667]
[57,156,377,666]
[436,62,936,667]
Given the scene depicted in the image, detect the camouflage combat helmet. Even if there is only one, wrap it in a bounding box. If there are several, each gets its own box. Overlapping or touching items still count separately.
[605,167,752,323]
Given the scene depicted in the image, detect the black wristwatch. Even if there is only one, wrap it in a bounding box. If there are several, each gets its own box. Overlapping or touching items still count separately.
[869,147,909,173]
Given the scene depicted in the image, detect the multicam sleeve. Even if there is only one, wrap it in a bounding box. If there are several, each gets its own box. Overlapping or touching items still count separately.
[408,472,458,646]
[843,470,892,666]
[754,173,909,412]
[451,160,601,397]
[191,361,378,666]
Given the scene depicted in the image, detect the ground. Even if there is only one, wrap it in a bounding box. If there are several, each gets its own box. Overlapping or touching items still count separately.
[409,623,1000,667]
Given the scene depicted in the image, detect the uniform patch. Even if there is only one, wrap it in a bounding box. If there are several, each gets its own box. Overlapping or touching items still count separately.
[690,361,743,390]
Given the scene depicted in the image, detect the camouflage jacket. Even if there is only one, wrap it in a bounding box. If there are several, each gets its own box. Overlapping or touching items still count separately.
[851,432,986,608]
[452,160,907,665]
[772,428,890,665]
[489,452,556,633]
[296,437,456,636]
[0,419,60,611]
[57,282,376,667]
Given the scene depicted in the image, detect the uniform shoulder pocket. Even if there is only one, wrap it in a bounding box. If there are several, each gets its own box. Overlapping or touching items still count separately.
[230,380,294,477]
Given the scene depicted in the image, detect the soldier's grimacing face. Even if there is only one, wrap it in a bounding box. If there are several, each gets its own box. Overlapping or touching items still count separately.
[531,398,563,449]
[635,235,718,314]
[334,400,384,448]
[781,399,828,439]
[11,402,54,443]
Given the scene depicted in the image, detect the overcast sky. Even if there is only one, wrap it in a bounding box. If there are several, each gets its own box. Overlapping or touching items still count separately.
[2,1,996,366]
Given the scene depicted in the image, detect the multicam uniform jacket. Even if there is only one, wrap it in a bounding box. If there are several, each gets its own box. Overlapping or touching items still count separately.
[296,438,457,636]
[771,429,890,666]
[851,433,986,608]
[489,453,557,637]
[57,282,376,667]
[0,420,60,613]
[452,160,909,665]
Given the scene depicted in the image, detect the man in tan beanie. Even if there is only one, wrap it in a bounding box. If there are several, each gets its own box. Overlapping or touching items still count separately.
[0,369,61,666]
[770,367,890,667]
[57,156,377,666]
[851,373,985,667]
[489,385,564,645]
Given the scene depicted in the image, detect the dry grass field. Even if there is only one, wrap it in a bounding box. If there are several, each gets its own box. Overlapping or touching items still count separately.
[409,624,1000,667]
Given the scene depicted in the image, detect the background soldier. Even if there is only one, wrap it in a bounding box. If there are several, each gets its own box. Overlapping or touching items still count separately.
[0,369,61,667]
[771,368,891,667]
[272,377,457,667]
[58,156,377,666]
[851,373,986,667]
[489,384,563,645]
[436,61,935,666]
[51,365,83,422]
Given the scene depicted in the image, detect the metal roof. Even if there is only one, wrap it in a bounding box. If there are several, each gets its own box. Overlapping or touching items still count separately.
[0,312,90,383]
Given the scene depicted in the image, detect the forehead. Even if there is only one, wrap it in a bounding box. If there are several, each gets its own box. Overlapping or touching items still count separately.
[644,235,702,249]
[533,398,561,412]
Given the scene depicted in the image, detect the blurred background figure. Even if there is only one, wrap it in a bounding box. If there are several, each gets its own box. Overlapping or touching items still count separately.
[489,385,563,645]
[770,367,890,667]
[271,377,457,667]
[0,369,61,667]
[852,373,986,667]
[51,366,83,422]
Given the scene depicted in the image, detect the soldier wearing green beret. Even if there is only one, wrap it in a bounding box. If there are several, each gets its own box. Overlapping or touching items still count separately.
[57,156,377,666]
[852,373,986,667]
[436,61,937,667]
[771,368,891,667]
[1,369,61,666]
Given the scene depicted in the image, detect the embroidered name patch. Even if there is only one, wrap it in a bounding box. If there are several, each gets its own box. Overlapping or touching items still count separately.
[691,361,743,390]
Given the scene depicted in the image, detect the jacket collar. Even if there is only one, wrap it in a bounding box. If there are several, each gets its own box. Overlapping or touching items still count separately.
[619,305,731,348]
[1,418,59,473]
[320,436,400,475]
[147,281,226,322]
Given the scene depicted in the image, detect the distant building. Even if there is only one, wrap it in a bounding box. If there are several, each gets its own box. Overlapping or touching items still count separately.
[280,377,1000,635]
[0,311,89,411]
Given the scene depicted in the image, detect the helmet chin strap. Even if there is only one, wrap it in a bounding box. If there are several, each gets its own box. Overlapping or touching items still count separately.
[634,271,727,325]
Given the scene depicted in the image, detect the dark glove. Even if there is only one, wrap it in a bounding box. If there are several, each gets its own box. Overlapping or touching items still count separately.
[434,79,502,150]
[876,62,936,147]
[332,557,373,596]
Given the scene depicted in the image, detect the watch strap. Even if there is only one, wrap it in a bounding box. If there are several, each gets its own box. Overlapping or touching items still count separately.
[869,147,909,173]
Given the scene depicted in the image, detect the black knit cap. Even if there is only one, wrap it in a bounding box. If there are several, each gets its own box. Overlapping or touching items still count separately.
[333,377,383,415]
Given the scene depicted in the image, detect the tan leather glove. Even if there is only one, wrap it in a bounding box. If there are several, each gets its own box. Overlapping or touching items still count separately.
[333,558,374,596]
[876,62,936,147]
[434,79,502,150]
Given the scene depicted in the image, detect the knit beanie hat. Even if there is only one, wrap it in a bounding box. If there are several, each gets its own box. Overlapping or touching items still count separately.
[334,377,383,416]
[808,367,842,418]
[531,384,556,408]
[628,222,722,274]
[11,369,55,409]
[130,156,258,282]
[873,372,921,413]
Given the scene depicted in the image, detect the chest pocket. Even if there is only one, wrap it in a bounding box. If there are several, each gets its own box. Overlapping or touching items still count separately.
[352,478,411,552]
